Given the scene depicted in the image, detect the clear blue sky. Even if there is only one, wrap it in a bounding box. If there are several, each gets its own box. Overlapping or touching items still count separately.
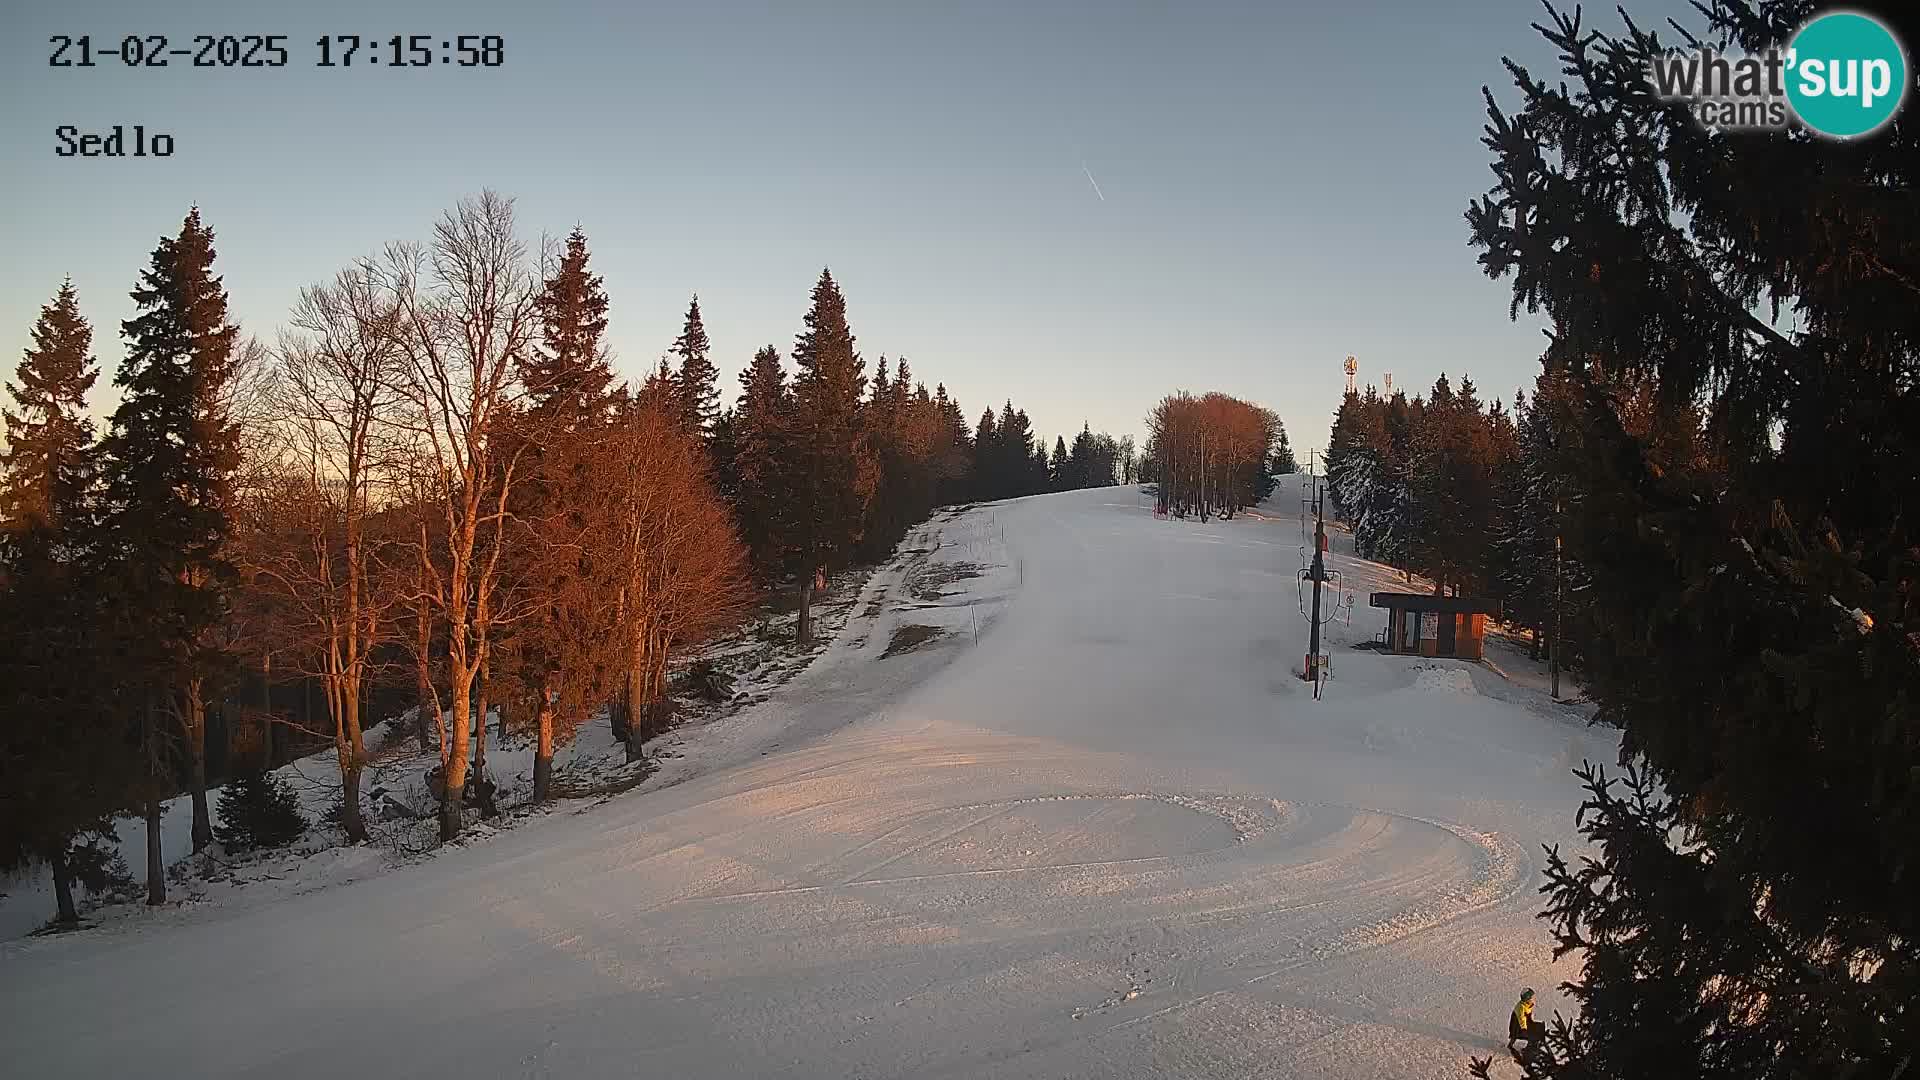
[3,0,1689,460]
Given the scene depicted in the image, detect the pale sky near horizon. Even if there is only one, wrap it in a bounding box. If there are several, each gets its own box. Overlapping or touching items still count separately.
[3,0,1694,461]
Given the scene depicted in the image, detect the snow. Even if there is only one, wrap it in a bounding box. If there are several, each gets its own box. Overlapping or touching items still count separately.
[0,563,887,941]
[0,476,1616,1079]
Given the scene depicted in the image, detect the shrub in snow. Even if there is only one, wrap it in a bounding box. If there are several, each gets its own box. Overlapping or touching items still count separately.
[676,659,736,703]
[214,771,308,852]
[70,844,132,897]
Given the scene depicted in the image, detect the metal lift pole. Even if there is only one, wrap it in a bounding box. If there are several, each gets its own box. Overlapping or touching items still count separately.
[1308,478,1328,697]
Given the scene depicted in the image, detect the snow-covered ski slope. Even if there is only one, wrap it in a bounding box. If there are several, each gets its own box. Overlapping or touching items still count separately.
[0,476,1616,1079]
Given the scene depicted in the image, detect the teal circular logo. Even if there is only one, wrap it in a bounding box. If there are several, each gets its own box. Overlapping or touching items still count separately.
[1786,12,1909,138]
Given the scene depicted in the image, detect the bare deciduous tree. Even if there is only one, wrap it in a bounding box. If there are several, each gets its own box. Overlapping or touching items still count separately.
[1145,392,1279,520]
[243,264,405,842]
[604,402,752,762]
[180,335,271,854]
[380,192,542,840]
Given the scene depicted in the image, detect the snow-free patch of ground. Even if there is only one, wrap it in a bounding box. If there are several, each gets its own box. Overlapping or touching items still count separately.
[2,487,1612,1080]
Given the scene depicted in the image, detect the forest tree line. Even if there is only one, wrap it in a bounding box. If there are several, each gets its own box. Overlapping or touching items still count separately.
[0,192,1134,924]
[1453,2,1917,1076]
[1324,366,1713,662]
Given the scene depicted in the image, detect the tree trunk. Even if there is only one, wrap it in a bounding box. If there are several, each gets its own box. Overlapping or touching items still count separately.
[144,797,164,906]
[414,601,434,752]
[186,682,211,852]
[796,578,814,646]
[441,644,470,841]
[472,654,497,819]
[533,688,555,804]
[341,761,366,842]
[48,843,78,926]
[638,637,657,744]
[340,524,371,845]
[647,644,672,741]
[339,685,368,844]
[261,653,276,771]
[472,668,487,778]
[624,662,647,763]
[609,684,631,746]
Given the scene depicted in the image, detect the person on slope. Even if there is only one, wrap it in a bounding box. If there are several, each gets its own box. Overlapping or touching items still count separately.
[1508,987,1544,1057]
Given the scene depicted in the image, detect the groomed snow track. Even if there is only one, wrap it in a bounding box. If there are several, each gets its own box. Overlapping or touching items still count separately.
[0,479,1615,1079]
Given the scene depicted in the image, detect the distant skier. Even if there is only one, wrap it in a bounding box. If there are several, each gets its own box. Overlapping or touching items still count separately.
[1508,987,1544,1058]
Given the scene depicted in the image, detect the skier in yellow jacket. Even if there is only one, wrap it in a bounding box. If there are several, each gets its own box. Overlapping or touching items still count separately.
[1508,988,1544,1056]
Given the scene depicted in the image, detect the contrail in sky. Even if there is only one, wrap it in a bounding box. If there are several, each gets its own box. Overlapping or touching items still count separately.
[1082,162,1106,202]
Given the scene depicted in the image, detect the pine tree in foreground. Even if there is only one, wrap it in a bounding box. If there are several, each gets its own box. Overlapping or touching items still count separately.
[505,225,621,795]
[98,208,243,901]
[0,279,130,926]
[1467,3,1919,1076]
[1,280,99,544]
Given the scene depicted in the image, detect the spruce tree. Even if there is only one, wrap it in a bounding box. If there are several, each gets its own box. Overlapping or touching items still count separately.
[972,408,998,499]
[1404,372,1503,595]
[524,226,614,425]
[638,356,676,413]
[670,295,719,439]
[1493,377,1592,661]
[98,208,242,898]
[932,384,972,504]
[870,354,891,412]
[1270,423,1296,474]
[1,280,98,546]
[789,269,868,584]
[857,356,898,562]
[732,345,794,577]
[995,402,1040,496]
[1327,388,1394,557]
[1323,389,1364,516]
[708,409,740,499]
[1069,426,1097,489]
[213,769,306,852]
[1049,436,1069,490]
[511,225,619,795]
[1468,3,1920,1076]
[0,280,125,926]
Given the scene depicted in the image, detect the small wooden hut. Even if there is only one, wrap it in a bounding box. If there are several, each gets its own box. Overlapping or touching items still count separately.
[1369,592,1501,661]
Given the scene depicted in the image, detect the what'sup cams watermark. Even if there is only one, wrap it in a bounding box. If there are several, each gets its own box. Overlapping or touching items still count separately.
[1649,10,1910,138]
